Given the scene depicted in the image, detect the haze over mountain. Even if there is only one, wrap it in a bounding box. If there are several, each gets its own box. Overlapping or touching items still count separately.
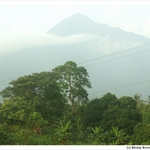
[0,13,150,102]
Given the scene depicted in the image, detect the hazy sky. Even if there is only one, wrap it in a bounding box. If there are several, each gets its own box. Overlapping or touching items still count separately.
[0,1,150,55]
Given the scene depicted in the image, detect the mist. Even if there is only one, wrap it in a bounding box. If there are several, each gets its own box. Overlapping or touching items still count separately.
[0,30,142,57]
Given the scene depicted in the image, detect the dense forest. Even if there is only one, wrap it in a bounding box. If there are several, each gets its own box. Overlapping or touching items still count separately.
[0,61,150,145]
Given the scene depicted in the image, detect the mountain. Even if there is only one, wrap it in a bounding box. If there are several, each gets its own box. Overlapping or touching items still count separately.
[47,13,150,43]
[0,13,150,102]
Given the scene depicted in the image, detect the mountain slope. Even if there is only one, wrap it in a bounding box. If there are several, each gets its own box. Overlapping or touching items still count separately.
[47,13,150,43]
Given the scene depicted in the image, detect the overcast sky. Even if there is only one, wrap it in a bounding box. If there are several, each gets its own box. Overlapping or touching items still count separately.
[0,1,150,55]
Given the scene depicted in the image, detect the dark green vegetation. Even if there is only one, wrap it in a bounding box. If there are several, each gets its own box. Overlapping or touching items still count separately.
[0,61,149,145]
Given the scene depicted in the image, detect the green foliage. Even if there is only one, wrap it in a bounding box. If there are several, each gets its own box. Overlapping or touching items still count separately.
[132,122,150,144]
[133,93,150,114]
[52,61,91,109]
[70,116,87,143]
[0,97,47,132]
[117,96,141,134]
[0,122,55,145]
[108,126,130,145]
[88,126,106,145]
[0,97,33,125]
[0,71,67,123]
[14,130,53,145]
[0,130,15,145]
[84,93,118,128]
[84,93,141,135]
[0,61,147,145]
[28,111,47,127]
[53,116,72,145]
[132,106,150,145]
[143,108,150,123]
[27,134,53,145]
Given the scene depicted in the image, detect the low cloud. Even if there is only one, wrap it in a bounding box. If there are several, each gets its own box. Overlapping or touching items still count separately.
[0,30,95,56]
[0,30,142,56]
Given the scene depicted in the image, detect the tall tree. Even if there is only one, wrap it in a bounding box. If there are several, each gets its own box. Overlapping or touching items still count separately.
[52,61,91,109]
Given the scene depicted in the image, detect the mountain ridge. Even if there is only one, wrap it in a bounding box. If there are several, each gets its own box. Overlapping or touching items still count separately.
[47,13,150,43]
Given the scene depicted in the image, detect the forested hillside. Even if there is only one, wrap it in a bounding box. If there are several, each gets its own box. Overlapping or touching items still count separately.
[0,61,150,145]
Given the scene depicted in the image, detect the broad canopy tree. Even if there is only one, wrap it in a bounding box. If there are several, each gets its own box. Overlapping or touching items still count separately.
[0,71,67,123]
[0,61,92,125]
[52,61,91,109]
[0,72,62,101]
